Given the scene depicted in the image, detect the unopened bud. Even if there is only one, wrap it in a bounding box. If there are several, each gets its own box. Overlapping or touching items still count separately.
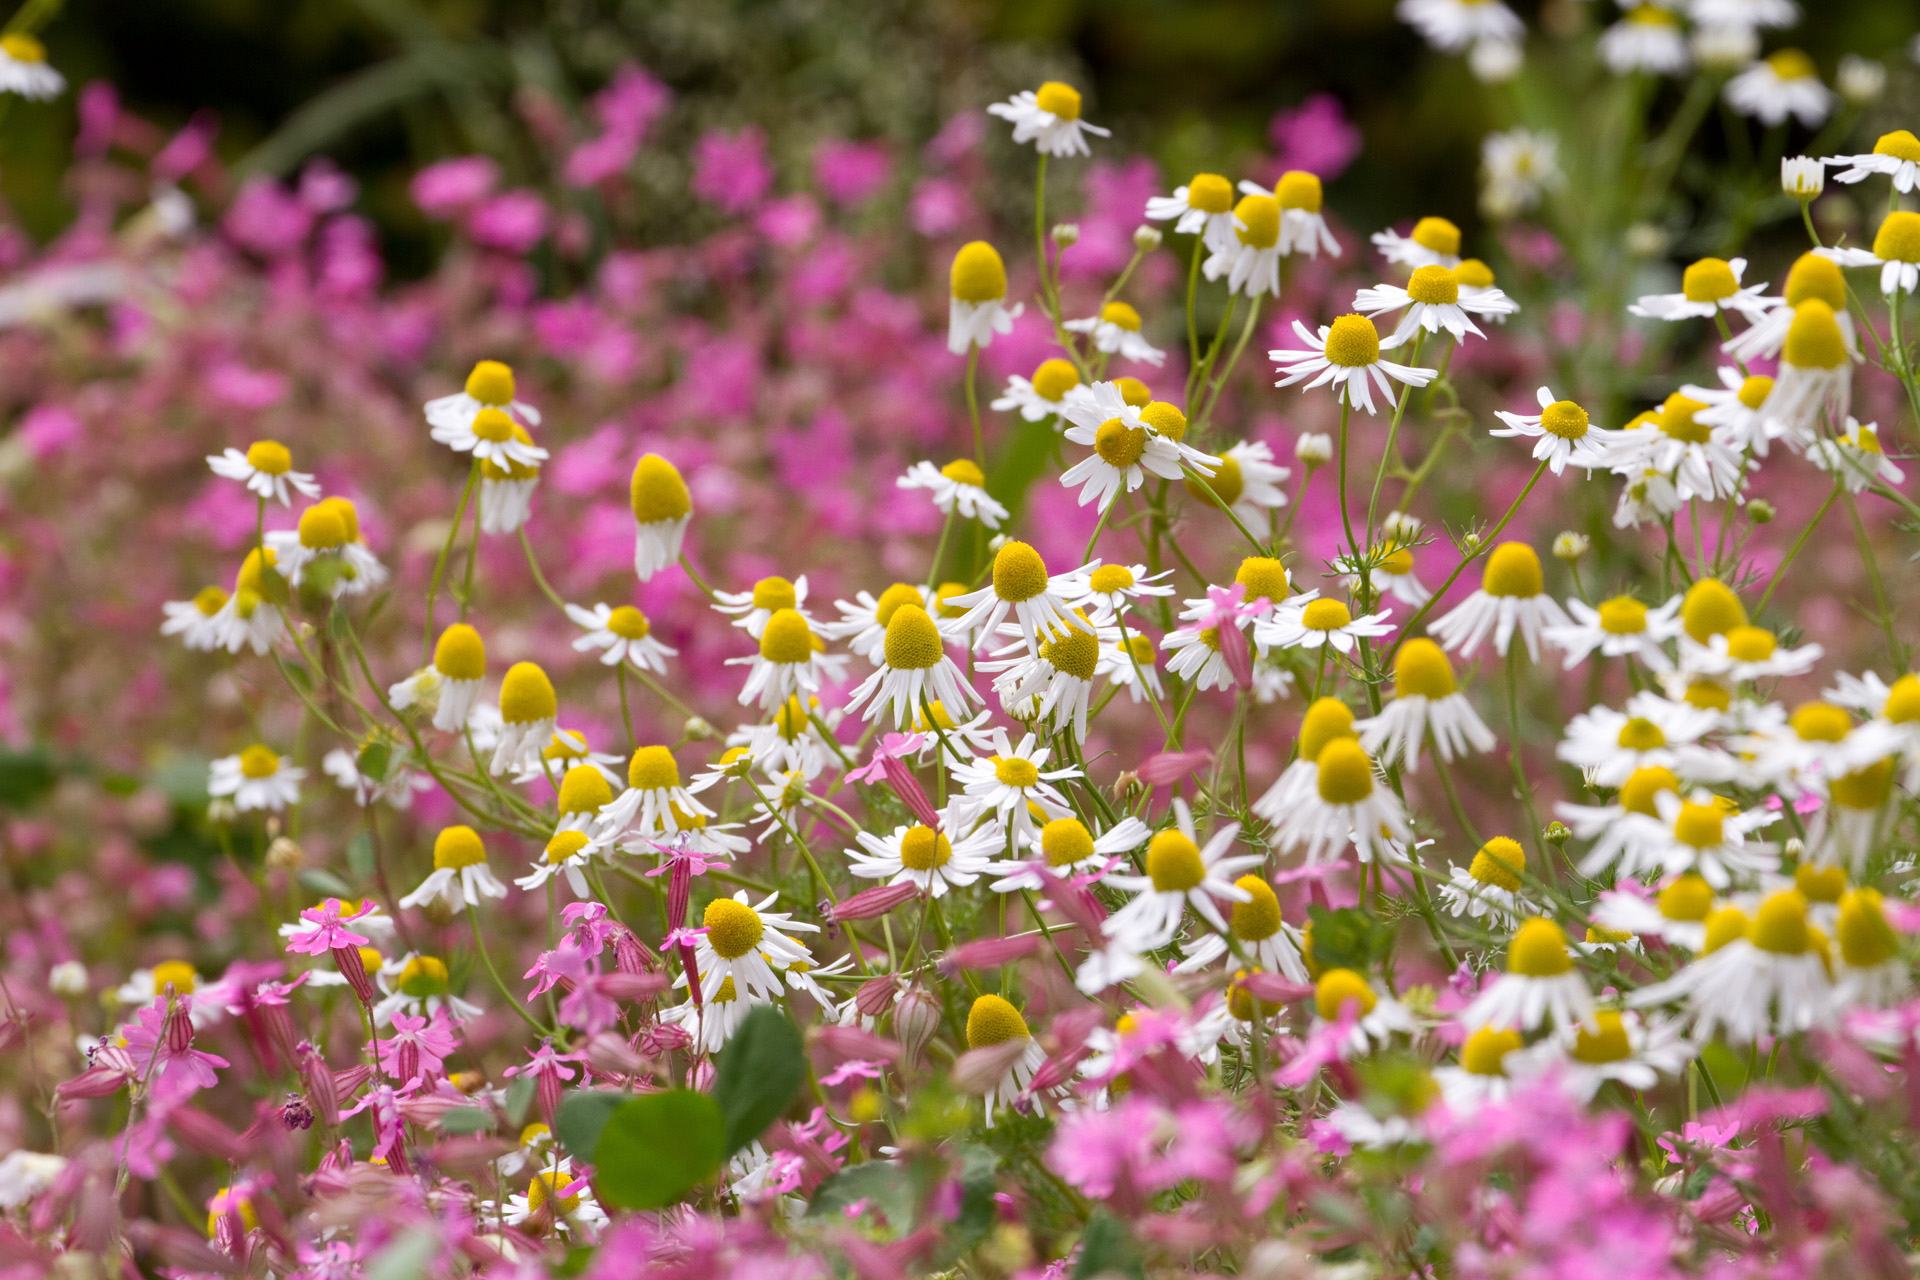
[1051,223,1080,248]
[1552,532,1589,562]
[1780,157,1824,203]
[1747,499,1776,525]
[49,960,88,998]
[1294,432,1333,467]
[1382,510,1422,542]
[1783,837,1805,860]
[207,798,237,825]
[1838,55,1886,105]
[1543,821,1571,847]
[1462,531,1483,552]
[854,974,899,1020]
[1132,224,1162,252]
[265,837,304,872]
[1624,223,1668,258]
[894,986,942,1066]
[683,716,716,741]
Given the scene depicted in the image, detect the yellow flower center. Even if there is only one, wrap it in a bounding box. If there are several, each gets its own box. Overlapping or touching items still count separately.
[1302,598,1353,631]
[1784,252,1847,310]
[1315,968,1377,1020]
[1616,717,1666,752]
[1380,545,1414,576]
[591,606,646,645]
[1299,697,1358,762]
[244,440,292,475]
[1873,210,1920,264]
[950,241,1008,303]
[1672,801,1724,849]
[1040,619,1101,680]
[1461,1028,1522,1076]
[1658,393,1711,444]
[1658,873,1714,921]
[1785,701,1849,744]
[1831,758,1894,810]
[1034,81,1082,120]
[899,825,953,871]
[759,609,814,664]
[992,540,1050,603]
[1837,889,1898,967]
[1235,556,1291,605]
[1681,578,1746,643]
[1187,172,1236,213]
[1031,358,1080,402]
[545,831,589,865]
[703,898,765,960]
[1394,639,1456,699]
[1766,48,1816,81]
[1732,376,1774,412]
[1231,875,1283,941]
[1507,917,1571,976]
[1227,969,1268,1022]
[399,955,450,997]
[1783,300,1848,370]
[1041,818,1094,867]
[298,505,347,550]
[1315,738,1374,805]
[1139,400,1188,441]
[740,578,790,613]
[1125,634,1155,663]
[458,360,514,406]
[1095,418,1148,468]
[1573,1011,1632,1064]
[434,825,487,870]
[239,745,280,779]
[883,604,944,670]
[1874,129,1920,164]
[1620,765,1679,817]
[1405,264,1459,306]
[1482,542,1543,598]
[712,976,739,1003]
[526,1170,583,1216]
[1185,454,1243,506]
[1857,425,1884,455]
[422,629,486,689]
[1087,565,1135,595]
[1684,681,1731,712]
[1323,314,1382,368]
[1275,170,1322,213]
[153,961,197,995]
[1100,302,1142,331]
[992,756,1040,789]
[629,454,692,524]
[1233,195,1280,249]
[1,34,45,63]
[1540,400,1589,440]
[1454,258,1495,288]
[1146,829,1206,892]
[1116,377,1153,408]
[1681,258,1739,303]
[1592,596,1645,636]
[1627,4,1678,23]
[967,993,1030,1047]
[499,662,557,725]
[1703,906,1749,953]
[1751,891,1810,955]
[1885,674,1920,723]
[623,745,680,791]
[1721,625,1774,661]
[1411,217,1461,256]
[1469,837,1526,892]
[940,458,986,488]
[472,407,518,443]
[557,765,613,816]
[194,585,229,616]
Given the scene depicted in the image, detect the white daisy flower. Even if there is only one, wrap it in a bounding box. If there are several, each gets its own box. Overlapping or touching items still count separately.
[987,814,1150,891]
[162,586,232,652]
[1371,216,1463,270]
[1161,619,1241,691]
[1462,918,1596,1034]
[1628,256,1772,322]
[1060,384,1219,512]
[847,810,1000,898]
[1724,49,1833,127]
[1590,873,1716,952]
[430,402,548,471]
[1688,0,1797,28]
[1397,0,1523,52]
[782,953,856,1019]
[1437,837,1542,929]
[1600,6,1690,75]
[323,747,431,809]
[720,700,840,782]
[1511,1009,1695,1101]
[516,830,597,898]
[1308,968,1423,1057]
[1355,639,1496,774]
[992,358,1082,422]
[683,890,818,1005]
[1810,417,1905,492]
[725,608,848,713]
[424,359,540,444]
[511,728,624,790]
[1542,594,1682,671]
[1346,540,1432,607]
[1252,698,1356,822]
[942,540,1085,653]
[1058,560,1175,622]
[822,583,929,664]
[948,729,1079,850]
[564,602,676,673]
[980,612,1119,743]
[1108,633,1168,704]
[1102,800,1261,951]
[1827,129,1920,194]
[113,961,208,1019]
[487,662,559,777]
[1428,541,1570,662]
[1558,692,1726,788]
[264,498,387,598]
[1761,299,1853,442]
[1432,1028,1525,1110]
[0,34,62,99]
[1144,172,1241,249]
[1623,788,1780,888]
[1256,596,1393,655]
[207,549,289,656]
[963,995,1050,1127]
[1064,301,1166,367]
[1201,192,1285,297]
[1560,765,1683,877]
[948,240,1023,354]
[1449,258,1515,318]
[1629,892,1832,1043]
[843,603,982,729]
[1832,889,1907,1007]
[1730,699,1897,799]
[1722,252,1855,368]
[1269,737,1411,865]
[1272,313,1437,416]
[1818,210,1920,297]
[1262,171,1344,258]
[208,745,304,813]
[1479,127,1562,217]
[593,745,718,840]
[659,979,762,1055]
[478,438,541,535]
[1358,261,1520,342]
[1679,624,1823,684]
[1180,440,1292,540]
[985,81,1110,157]
[1685,365,1792,455]
[713,575,815,641]
[207,441,321,507]
[398,825,509,916]
[1173,872,1311,983]
[502,1159,609,1236]
[628,454,692,583]
[1489,387,1614,474]
[899,458,1009,528]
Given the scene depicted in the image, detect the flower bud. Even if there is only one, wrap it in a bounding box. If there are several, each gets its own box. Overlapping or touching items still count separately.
[1543,821,1571,846]
[331,944,377,1006]
[1552,532,1589,562]
[1624,223,1669,258]
[48,960,87,998]
[1748,499,1776,525]
[895,986,943,1066]
[1838,55,1886,105]
[1132,224,1162,251]
[1294,433,1332,466]
[264,836,303,872]
[1051,223,1080,248]
[854,974,899,1020]
[279,1093,315,1131]
[1780,157,1824,203]
[1462,531,1483,552]
[1381,510,1422,542]
[207,798,237,825]
[682,716,716,741]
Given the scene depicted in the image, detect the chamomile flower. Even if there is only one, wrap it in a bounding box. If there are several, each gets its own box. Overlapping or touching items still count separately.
[1463,918,1596,1034]
[980,611,1119,743]
[383,624,487,734]
[209,548,288,656]
[948,729,1078,848]
[1059,561,1175,622]
[988,814,1151,891]
[986,81,1109,157]
[1253,697,1358,822]
[1832,672,1920,789]
[1438,837,1541,929]
[1347,542,1431,607]
[1310,968,1423,1056]
[965,995,1049,1127]
[1592,873,1715,951]
[1271,737,1411,865]
[1600,6,1690,75]
[1355,639,1496,773]
[1628,256,1772,323]
[488,663,559,777]
[398,826,509,916]
[1450,259,1513,318]
[725,608,846,712]
[1145,172,1241,248]
[1732,700,1896,799]
[1685,366,1789,455]
[714,575,815,641]
[628,454,692,583]
[1180,439,1292,540]
[478,434,540,534]
[1356,264,1517,343]
[1629,892,1832,1042]
[503,1160,607,1235]
[425,360,541,444]
[593,746,717,840]
[1819,210,1920,298]
[992,358,1082,422]
[1827,129,1920,194]
[1160,620,1239,691]
[1723,252,1855,368]
[1429,541,1571,662]
[1108,633,1168,704]
[162,587,231,652]
[1064,302,1166,366]
[0,34,64,100]
[1805,756,1901,874]
[1271,314,1437,416]
[1102,800,1261,951]
[1724,49,1833,128]
[681,891,818,1007]
[1176,875,1312,982]
[209,745,304,813]
[899,459,1009,528]
[1763,299,1854,441]
[431,404,548,472]
[1627,788,1780,888]
[1371,216,1463,270]
[1810,417,1905,492]
[1256,596,1394,655]
[1688,0,1797,27]
[659,977,761,1054]
[1562,765,1683,877]
[1682,624,1823,686]
[265,498,387,597]
[564,602,675,673]
[114,961,205,1013]
[1542,595,1681,672]
[943,540,1084,652]
[1514,1010,1695,1101]
[823,583,928,663]
[723,698,841,781]
[1269,171,1343,258]
[1558,692,1726,788]
[1202,192,1284,297]
[323,748,431,809]
[207,441,320,507]
[1833,889,1907,1006]
[948,241,1022,354]
[847,811,1000,898]
[1490,387,1614,474]
[843,603,981,729]
[516,729,624,790]
[1397,0,1523,52]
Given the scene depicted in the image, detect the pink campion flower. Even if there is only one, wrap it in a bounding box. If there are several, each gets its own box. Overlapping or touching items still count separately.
[284,898,372,956]
[830,881,921,922]
[223,177,315,257]
[410,155,498,218]
[1049,1098,1160,1200]
[1272,1003,1361,1089]
[692,127,773,214]
[503,1039,585,1126]
[58,1039,141,1100]
[819,1059,887,1088]
[152,109,218,184]
[596,64,671,138]
[815,141,892,207]
[755,195,820,248]
[1196,582,1263,690]
[527,937,595,1000]
[206,362,289,411]
[18,404,81,458]
[378,1012,459,1090]
[1268,94,1362,182]
[924,111,984,168]
[562,901,620,958]
[317,216,383,299]
[298,159,358,214]
[75,82,117,158]
[909,176,972,237]
[466,190,549,254]
[342,1084,409,1175]
[118,996,230,1102]
[847,733,939,828]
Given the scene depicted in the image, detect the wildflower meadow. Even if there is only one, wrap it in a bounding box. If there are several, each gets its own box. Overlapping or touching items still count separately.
[7,0,1920,1276]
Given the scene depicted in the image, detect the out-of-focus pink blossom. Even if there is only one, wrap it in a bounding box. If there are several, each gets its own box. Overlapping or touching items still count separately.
[815,140,892,206]
[692,127,773,214]
[1268,94,1362,181]
[411,155,499,218]
[466,190,549,254]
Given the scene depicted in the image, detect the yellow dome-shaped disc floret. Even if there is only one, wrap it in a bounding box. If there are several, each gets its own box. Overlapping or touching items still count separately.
[1736,376,1774,410]
[1572,1010,1632,1064]
[950,241,1008,303]
[1538,399,1590,439]
[1115,378,1153,407]
[1275,170,1322,212]
[1783,252,1847,310]
[1507,917,1572,976]
[1874,129,1920,163]
[1702,905,1750,953]
[704,897,765,960]
[1750,891,1811,955]
[1235,556,1291,607]
[245,440,292,475]
[399,955,450,996]
[748,576,796,612]
[759,608,815,664]
[1684,680,1731,712]
[1315,738,1375,804]
[1100,302,1142,331]
[1185,453,1243,505]
[627,745,680,790]
[605,606,651,640]
[899,825,953,871]
[1301,599,1353,632]
[1454,259,1495,288]
[1874,210,1920,264]
[205,1187,260,1237]
[966,993,1030,1048]
[1095,418,1148,468]
[629,455,692,524]
[1672,800,1725,849]
[1138,400,1188,441]
[1658,393,1711,444]
[1146,828,1206,892]
[193,586,230,616]
[1682,258,1740,303]
[525,1169,583,1217]
[0,33,46,63]
[1299,697,1357,763]
[1837,889,1898,968]
[940,458,986,487]
[991,540,1050,602]
[1619,765,1679,817]
[1594,597,1646,635]
[1231,876,1283,941]
[499,663,556,725]
[433,825,487,870]
[1658,872,1714,921]
[1323,314,1382,367]
[1040,619,1100,680]
[883,604,944,670]
[1233,195,1280,249]
[1680,578,1746,643]
[545,830,590,865]
[862,584,919,631]
[556,765,614,816]
[464,360,516,406]
[1087,565,1135,595]
[1887,674,1920,723]
[1831,758,1895,810]
[1031,358,1080,402]
[1789,701,1851,743]
[1187,172,1236,212]
[1469,837,1526,892]
[1795,863,1847,904]
[1617,717,1666,751]
[1315,968,1377,1020]
[1034,81,1082,120]
[1411,217,1461,256]
[1394,639,1457,699]
[433,623,486,680]
[993,756,1040,788]
[297,504,347,550]
[1459,1027,1523,1075]
[1041,817,1094,867]
[1783,300,1848,370]
[1723,626,1775,661]
[239,744,281,779]
[471,407,517,443]
[1405,264,1460,306]
[153,960,197,995]
[1482,542,1543,598]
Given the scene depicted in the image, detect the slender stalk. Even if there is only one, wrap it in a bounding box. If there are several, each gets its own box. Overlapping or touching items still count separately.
[1385,459,1550,663]
[1755,481,1840,613]
[966,343,985,468]
[423,461,481,661]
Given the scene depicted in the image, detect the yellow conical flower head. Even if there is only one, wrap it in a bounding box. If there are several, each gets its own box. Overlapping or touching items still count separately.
[546,831,590,865]
[1789,701,1851,743]
[1680,578,1746,643]
[1750,891,1811,956]
[1658,873,1713,921]
[606,607,650,640]
[1784,252,1847,310]
[1230,875,1283,941]
[399,955,450,996]
[1482,543,1542,598]
[1234,195,1280,249]
[1140,400,1188,441]
[1702,906,1749,952]
[966,993,1030,1048]
[1100,302,1142,331]
[206,1187,260,1238]
[1875,129,1920,163]
[1146,828,1205,892]
[1315,968,1377,1020]
[1040,616,1100,679]
[1298,697,1357,764]
[1187,452,1243,505]
[153,960,197,995]
[1837,889,1898,968]
[1619,765,1679,817]
[1035,81,1082,120]
[883,604,943,671]
[433,623,486,681]
[1411,217,1460,256]
[1766,48,1815,80]
[1887,674,1920,723]
[1658,393,1711,444]
[991,540,1049,603]
[1874,211,1920,265]
[298,504,347,550]
[1782,300,1847,370]
[1795,863,1847,904]
[898,825,953,871]
[240,745,280,778]
[1275,170,1322,213]
[246,440,292,475]
[629,455,692,523]
[465,360,516,407]
[950,242,1008,303]
[1682,258,1739,303]
[1188,172,1235,212]
[1323,314,1381,367]
[1115,378,1152,408]
[482,423,542,480]
[759,609,814,664]
[703,897,764,959]
[1572,1012,1631,1064]
[0,33,45,63]
[499,663,557,725]
[1031,358,1080,401]
[433,825,487,870]
[1469,837,1526,892]
[1234,556,1291,607]
[1315,738,1374,804]
[1461,1027,1523,1076]
[1507,917,1571,976]
[1406,264,1459,306]
[557,764,614,816]
[1831,758,1895,810]
[1041,818,1094,867]
[1394,639,1456,699]
[1454,258,1495,288]
[627,745,679,790]
[193,586,230,616]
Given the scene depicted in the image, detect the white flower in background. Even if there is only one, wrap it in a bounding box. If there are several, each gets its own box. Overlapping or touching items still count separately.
[1463,918,1597,1034]
[1780,155,1824,201]
[564,602,677,673]
[1269,737,1411,866]
[1629,891,1832,1044]
[389,623,489,733]
[1542,594,1682,670]
[1512,1009,1696,1101]
[1490,387,1614,474]
[1812,419,1907,493]
[823,583,929,664]
[1827,131,1920,193]
[1102,800,1261,951]
[264,498,387,598]
[1397,0,1523,53]
[1267,172,1343,258]
[1256,596,1393,656]
[964,995,1049,1127]
[209,745,304,813]
[1356,264,1518,342]
[1355,639,1497,773]
[0,34,63,100]
[1064,301,1166,366]
[1725,49,1833,127]
[1819,210,1920,298]
[1688,0,1798,29]
[1686,366,1789,455]
[1429,542,1571,662]
[986,81,1110,157]
[1608,391,1749,504]
[1629,256,1772,322]
[628,454,692,583]
[1372,216,1464,270]
[714,574,815,641]
[1271,314,1437,416]
[1182,440,1292,539]
[478,436,541,535]
[207,440,321,507]
[846,810,1001,898]
[1557,692,1726,788]
[947,240,1023,355]
[398,825,510,915]
[992,358,1082,422]
[899,459,1010,528]
[1202,192,1286,297]
[1437,837,1541,929]
[1836,54,1887,104]
[1145,172,1241,249]
[323,748,431,809]
[1480,129,1563,218]
[161,586,232,652]
[1600,7,1690,76]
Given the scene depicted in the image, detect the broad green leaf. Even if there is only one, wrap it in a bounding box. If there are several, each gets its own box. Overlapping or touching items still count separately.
[1072,1210,1145,1280]
[503,1074,536,1127]
[438,1107,493,1135]
[346,832,376,880]
[356,741,392,785]
[1306,904,1396,973]
[297,868,353,898]
[0,748,56,809]
[593,1091,726,1211]
[554,1090,627,1163]
[713,1006,805,1156]
[806,1160,917,1230]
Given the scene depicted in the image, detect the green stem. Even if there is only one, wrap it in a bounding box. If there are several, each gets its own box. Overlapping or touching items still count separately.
[423,461,481,661]
[1385,459,1549,664]
[1755,482,1840,614]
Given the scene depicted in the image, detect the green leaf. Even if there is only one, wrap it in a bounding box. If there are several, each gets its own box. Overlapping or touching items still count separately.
[0,747,56,809]
[298,868,353,898]
[593,1091,726,1210]
[1072,1210,1145,1280]
[366,1230,439,1280]
[346,832,376,881]
[1307,904,1396,972]
[712,1006,806,1156]
[438,1107,493,1135]
[983,417,1059,554]
[554,1090,627,1163]
[356,741,392,784]
[806,1160,918,1230]
[503,1075,536,1128]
